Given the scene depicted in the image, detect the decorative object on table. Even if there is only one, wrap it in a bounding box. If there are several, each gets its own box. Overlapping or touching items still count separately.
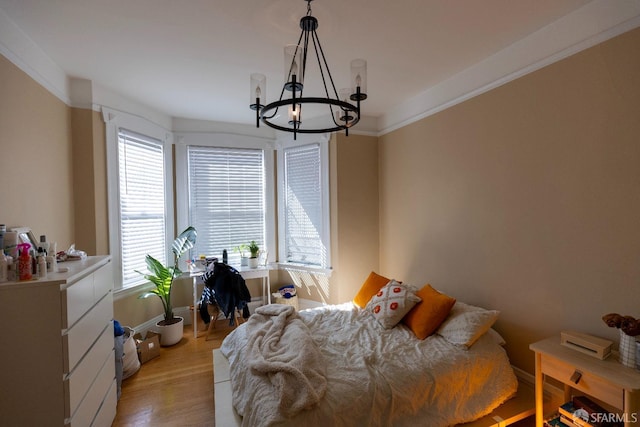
[560,330,612,360]
[602,312,639,368]
[137,226,197,346]
[248,240,260,268]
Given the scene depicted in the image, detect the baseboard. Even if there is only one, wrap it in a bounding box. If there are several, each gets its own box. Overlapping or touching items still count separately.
[512,365,564,404]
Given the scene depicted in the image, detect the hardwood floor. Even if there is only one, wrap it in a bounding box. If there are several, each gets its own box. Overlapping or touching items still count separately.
[112,319,235,427]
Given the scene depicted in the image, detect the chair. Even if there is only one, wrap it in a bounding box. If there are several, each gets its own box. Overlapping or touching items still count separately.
[204,301,221,341]
[202,262,251,327]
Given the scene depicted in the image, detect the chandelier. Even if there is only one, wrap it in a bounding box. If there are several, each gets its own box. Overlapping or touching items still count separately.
[250,0,367,139]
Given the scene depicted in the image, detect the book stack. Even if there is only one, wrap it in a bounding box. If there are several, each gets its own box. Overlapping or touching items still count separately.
[544,396,623,427]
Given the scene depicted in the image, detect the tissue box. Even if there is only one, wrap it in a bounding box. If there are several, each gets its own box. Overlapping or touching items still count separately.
[134,331,161,363]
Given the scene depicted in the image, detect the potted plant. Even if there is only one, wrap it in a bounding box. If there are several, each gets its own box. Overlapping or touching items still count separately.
[248,240,260,268]
[234,244,249,266]
[137,226,197,346]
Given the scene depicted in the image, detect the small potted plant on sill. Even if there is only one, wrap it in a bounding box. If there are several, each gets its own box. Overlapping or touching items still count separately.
[248,240,260,268]
[137,226,197,346]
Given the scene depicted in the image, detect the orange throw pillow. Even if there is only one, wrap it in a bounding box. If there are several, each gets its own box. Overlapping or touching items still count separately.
[353,271,392,308]
[402,284,456,340]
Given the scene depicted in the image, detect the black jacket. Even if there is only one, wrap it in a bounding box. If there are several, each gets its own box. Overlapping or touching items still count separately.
[202,262,251,325]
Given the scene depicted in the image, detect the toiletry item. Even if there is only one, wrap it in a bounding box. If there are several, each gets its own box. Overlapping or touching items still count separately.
[48,241,58,272]
[0,224,5,254]
[0,252,7,282]
[222,249,228,264]
[3,230,18,259]
[38,253,47,279]
[39,235,49,254]
[17,243,32,281]
[5,256,14,281]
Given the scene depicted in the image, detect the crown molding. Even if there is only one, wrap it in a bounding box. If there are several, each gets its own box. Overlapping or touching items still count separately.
[0,8,70,105]
[377,0,640,136]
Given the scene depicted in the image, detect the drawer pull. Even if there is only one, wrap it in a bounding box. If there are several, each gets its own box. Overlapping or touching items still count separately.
[570,370,582,384]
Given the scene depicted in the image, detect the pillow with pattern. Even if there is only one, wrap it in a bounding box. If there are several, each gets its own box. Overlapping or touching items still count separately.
[365,280,421,329]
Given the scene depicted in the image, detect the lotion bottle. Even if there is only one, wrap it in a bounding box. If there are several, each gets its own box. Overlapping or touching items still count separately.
[37,248,47,279]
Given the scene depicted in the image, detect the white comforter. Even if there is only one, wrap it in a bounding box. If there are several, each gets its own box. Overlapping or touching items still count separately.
[220,302,518,427]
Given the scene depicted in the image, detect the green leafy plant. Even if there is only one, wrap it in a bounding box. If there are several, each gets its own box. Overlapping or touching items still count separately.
[248,240,260,258]
[137,226,197,325]
[233,244,249,257]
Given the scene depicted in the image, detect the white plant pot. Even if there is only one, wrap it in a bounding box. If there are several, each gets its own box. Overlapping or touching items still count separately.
[156,316,184,346]
[248,257,259,268]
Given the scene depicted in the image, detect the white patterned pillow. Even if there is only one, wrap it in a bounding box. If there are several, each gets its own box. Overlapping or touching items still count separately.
[436,302,500,347]
[365,280,421,329]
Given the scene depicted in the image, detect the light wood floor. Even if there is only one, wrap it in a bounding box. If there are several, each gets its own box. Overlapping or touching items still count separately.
[112,319,235,427]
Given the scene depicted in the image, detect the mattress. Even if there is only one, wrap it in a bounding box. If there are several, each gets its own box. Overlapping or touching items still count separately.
[220,302,518,427]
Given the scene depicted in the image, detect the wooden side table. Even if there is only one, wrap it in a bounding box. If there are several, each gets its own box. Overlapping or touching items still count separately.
[530,336,640,427]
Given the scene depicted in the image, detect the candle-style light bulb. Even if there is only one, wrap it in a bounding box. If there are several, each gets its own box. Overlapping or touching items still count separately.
[255,85,261,98]
[355,74,361,87]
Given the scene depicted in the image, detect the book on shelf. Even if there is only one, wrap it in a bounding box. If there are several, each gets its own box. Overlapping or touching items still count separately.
[545,414,571,427]
[558,401,598,427]
[560,414,583,427]
[557,396,623,427]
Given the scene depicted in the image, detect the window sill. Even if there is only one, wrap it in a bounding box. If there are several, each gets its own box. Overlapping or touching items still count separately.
[277,262,332,277]
[113,281,154,301]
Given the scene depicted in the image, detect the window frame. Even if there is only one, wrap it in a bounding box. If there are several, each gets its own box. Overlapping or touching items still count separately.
[276,134,332,273]
[103,107,175,295]
[174,132,276,267]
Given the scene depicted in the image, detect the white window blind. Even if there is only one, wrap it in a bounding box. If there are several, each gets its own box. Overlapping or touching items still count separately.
[118,129,167,288]
[283,143,327,266]
[187,146,265,265]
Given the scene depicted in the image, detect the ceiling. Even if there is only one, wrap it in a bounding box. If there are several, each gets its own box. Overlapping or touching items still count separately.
[1,0,634,133]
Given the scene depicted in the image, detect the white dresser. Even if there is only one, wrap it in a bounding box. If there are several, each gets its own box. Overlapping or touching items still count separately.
[0,256,117,427]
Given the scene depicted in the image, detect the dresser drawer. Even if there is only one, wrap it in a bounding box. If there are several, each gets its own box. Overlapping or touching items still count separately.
[541,353,624,408]
[91,380,118,427]
[63,292,113,373]
[62,274,95,329]
[66,349,115,427]
[64,323,114,418]
[93,261,113,301]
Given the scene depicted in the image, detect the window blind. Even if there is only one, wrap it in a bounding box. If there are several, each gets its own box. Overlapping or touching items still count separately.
[283,143,326,266]
[118,129,167,288]
[187,146,265,265]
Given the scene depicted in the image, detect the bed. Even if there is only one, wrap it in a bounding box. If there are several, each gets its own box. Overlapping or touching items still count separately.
[217,275,519,427]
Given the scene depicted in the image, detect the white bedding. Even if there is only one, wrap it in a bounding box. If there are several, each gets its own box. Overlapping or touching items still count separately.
[220,302,518,427]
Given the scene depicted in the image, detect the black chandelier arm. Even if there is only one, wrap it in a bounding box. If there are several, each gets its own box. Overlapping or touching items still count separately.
[260,97,360,134]
[311,29,340,101]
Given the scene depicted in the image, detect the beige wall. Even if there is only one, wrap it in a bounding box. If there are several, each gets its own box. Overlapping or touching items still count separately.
[71,107,109,255]
[378,27,640,373]
[330,132,380,304]
[0,54,75,249]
